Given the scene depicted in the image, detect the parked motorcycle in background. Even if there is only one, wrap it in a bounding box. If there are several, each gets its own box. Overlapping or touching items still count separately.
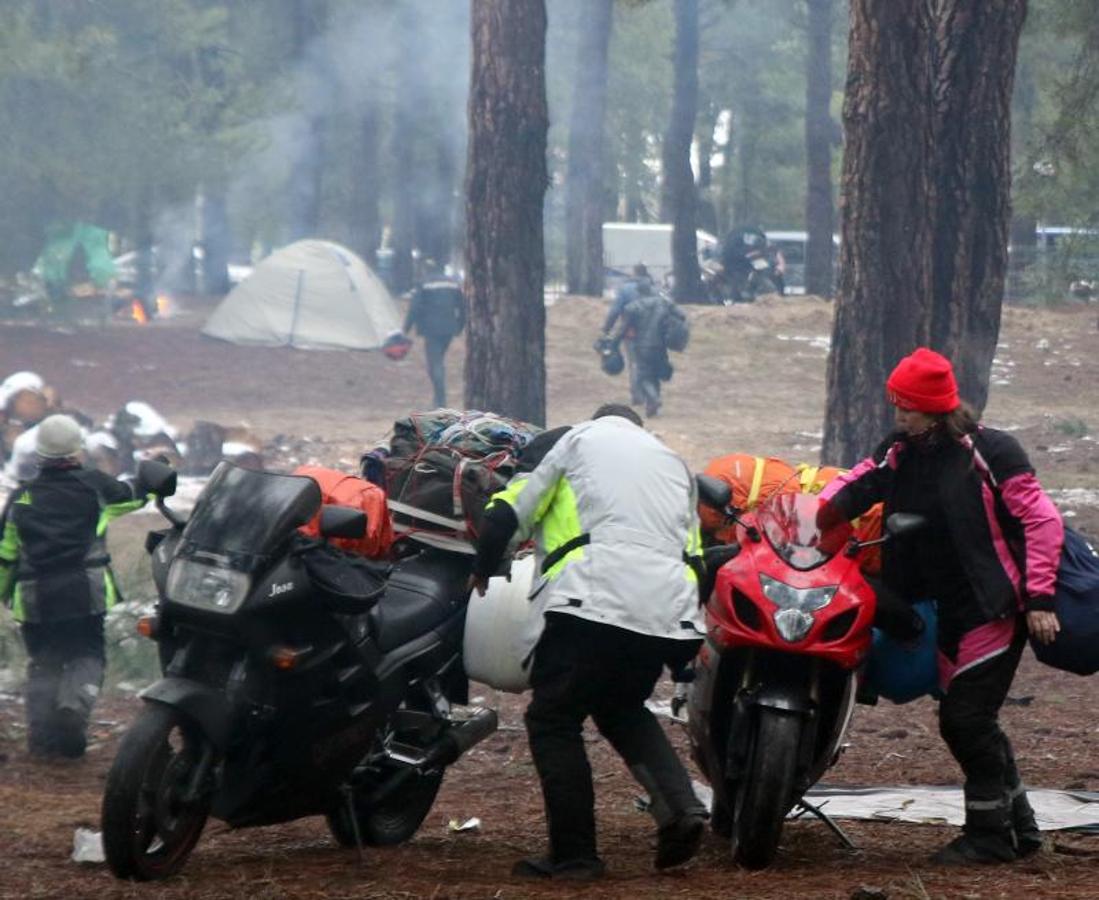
[687,476,924,868]
[702,231,786,304]
[101,461,496,880]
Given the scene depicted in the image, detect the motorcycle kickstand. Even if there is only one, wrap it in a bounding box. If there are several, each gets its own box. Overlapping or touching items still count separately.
[340,784,367,865]
[794,798,858,851]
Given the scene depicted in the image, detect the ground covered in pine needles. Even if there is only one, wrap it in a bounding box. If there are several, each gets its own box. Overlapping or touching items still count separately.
[1,293,1098,898]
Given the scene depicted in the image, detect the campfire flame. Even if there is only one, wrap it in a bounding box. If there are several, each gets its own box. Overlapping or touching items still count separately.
[156,294,171,316]
[130,300,149,325]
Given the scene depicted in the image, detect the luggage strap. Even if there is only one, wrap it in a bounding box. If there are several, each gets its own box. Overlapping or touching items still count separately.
[541,533,591,575]
[748,456,766,507]
[540,532,699,577]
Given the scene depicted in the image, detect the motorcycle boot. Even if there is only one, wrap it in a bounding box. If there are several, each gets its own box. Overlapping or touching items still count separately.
[932,789,1016,865]
[511,856,606,881]
[628,762,707,869]
[1004,750,1043,857]
[1010,783,1043,857]
[655,813,705,870]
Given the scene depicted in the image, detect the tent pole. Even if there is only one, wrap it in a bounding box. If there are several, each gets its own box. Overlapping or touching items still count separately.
[288,268,305,348]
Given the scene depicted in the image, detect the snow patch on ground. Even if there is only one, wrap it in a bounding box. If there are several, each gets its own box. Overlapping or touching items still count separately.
[774,333,831,353]
[1050,488,1099,509]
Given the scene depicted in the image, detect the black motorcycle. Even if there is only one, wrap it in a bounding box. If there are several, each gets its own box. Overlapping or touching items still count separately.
[701,246,785,304]
[101,461,496,880]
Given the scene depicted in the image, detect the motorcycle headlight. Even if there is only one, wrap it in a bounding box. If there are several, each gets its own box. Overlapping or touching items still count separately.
[773,609,815,643]
[759,574,837,612]
[166,558,250,614]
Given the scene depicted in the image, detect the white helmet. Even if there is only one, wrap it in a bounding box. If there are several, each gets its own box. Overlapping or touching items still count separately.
[35,414,84,459]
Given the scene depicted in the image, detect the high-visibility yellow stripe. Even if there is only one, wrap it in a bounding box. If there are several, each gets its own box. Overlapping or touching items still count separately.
[747,456,766,508]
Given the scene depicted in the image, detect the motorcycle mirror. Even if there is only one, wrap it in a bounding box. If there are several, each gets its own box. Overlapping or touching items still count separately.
[137,459,177,498]
[319,505,367,540]
[885,512,929,537]
[696,474,732,511]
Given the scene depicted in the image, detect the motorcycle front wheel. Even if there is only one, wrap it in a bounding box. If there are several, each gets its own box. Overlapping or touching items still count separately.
[101,704,213,881]
[732,706,801,869]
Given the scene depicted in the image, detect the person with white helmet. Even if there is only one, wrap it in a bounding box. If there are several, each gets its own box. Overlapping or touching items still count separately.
[0,415,146,759]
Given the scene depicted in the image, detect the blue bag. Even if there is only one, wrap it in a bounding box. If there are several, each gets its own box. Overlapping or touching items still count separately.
[864,599,941,704]
[1030,527,1099,676]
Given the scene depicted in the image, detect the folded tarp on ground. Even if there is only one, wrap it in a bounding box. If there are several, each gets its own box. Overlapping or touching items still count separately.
[679,781,1099,833]
[801,784,1099,833]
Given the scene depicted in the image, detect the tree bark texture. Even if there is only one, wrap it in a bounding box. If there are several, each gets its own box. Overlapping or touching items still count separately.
[464,0,548,426]
[822,0,1026,466]
[926,0,1027,412]
[663,0,703,303]
[804,0,835,298]
[564,0,613,296]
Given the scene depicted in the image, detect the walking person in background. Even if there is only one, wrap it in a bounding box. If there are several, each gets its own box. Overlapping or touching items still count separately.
[819,348,1063,864]
[600,262,654,406]
[469,404,707,880]
[402,261,466,408]
[0,415,146,759]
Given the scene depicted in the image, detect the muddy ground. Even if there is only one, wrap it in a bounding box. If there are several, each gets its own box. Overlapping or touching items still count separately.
[1,294,1098,899]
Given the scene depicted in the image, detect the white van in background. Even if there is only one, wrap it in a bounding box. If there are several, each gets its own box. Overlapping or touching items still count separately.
[602,223,719,294]
[602,222,840,296]
[763,230,841,295]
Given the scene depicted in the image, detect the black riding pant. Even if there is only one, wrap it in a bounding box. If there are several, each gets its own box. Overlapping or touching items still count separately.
[21,614,106,758]
[525,612,704,862]
[424,334,453,408]
[938,624,1031,837]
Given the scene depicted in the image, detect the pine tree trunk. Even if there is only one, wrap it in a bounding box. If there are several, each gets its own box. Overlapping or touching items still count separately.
[287,0,326,242]
[565,0,614,296]
[926,0,1027,412]
[202,188,232,296]
[804,0,835,298]
[464,0,548,425]
[823,0,1026,465]
[350,101,382,266]
[664,0,703,303]
[622,123,648,222]
[390,4,418,293]
[735,88,762,225]
[823,0,933,466]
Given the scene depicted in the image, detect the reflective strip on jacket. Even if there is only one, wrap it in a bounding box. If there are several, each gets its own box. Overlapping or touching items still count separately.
[487,416,704,658]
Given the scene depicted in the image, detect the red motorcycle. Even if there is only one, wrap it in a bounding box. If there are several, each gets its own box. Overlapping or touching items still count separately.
[687,478,922,868]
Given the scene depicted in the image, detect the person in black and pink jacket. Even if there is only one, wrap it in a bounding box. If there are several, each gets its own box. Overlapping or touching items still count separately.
[819,347,1063,865]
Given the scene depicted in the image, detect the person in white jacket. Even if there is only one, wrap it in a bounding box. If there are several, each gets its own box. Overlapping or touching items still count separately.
[470,404,706,880]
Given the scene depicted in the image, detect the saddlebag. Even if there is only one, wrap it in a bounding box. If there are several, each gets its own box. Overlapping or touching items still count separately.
[301,542,389,615]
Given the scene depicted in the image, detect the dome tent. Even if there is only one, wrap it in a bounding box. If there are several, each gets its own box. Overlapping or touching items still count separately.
[202,240,400,350]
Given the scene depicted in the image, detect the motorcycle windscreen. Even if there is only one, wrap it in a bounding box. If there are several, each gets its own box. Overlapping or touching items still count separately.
[756,492,853,571]
[181,462,322,567]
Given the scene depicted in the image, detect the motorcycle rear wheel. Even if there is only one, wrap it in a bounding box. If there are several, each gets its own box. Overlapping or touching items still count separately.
[732,707,801,869]
[326,766,444,847]
[101,704,212,881]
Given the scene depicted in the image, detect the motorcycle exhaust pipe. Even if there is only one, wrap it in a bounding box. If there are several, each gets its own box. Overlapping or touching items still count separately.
[366,708,498,806]
[426,707,499,767]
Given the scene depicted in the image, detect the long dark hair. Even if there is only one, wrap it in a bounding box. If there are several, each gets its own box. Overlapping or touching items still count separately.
[939,402,980,439]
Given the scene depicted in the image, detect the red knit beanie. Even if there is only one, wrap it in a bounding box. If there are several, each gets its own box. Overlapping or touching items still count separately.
[886,348,960,413]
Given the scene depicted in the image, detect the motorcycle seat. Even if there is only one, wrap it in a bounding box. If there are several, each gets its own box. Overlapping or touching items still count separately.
[369,551,470,653]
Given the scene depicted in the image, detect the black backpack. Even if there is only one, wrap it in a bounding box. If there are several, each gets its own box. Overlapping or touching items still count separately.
[661,300,690,352]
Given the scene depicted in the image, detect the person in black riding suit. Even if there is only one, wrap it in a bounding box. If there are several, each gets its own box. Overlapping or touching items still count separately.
[0,415,146,759]
[402,263,466,408]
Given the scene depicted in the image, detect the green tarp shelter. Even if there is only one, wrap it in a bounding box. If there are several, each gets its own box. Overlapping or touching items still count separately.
[34,222,117,291]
